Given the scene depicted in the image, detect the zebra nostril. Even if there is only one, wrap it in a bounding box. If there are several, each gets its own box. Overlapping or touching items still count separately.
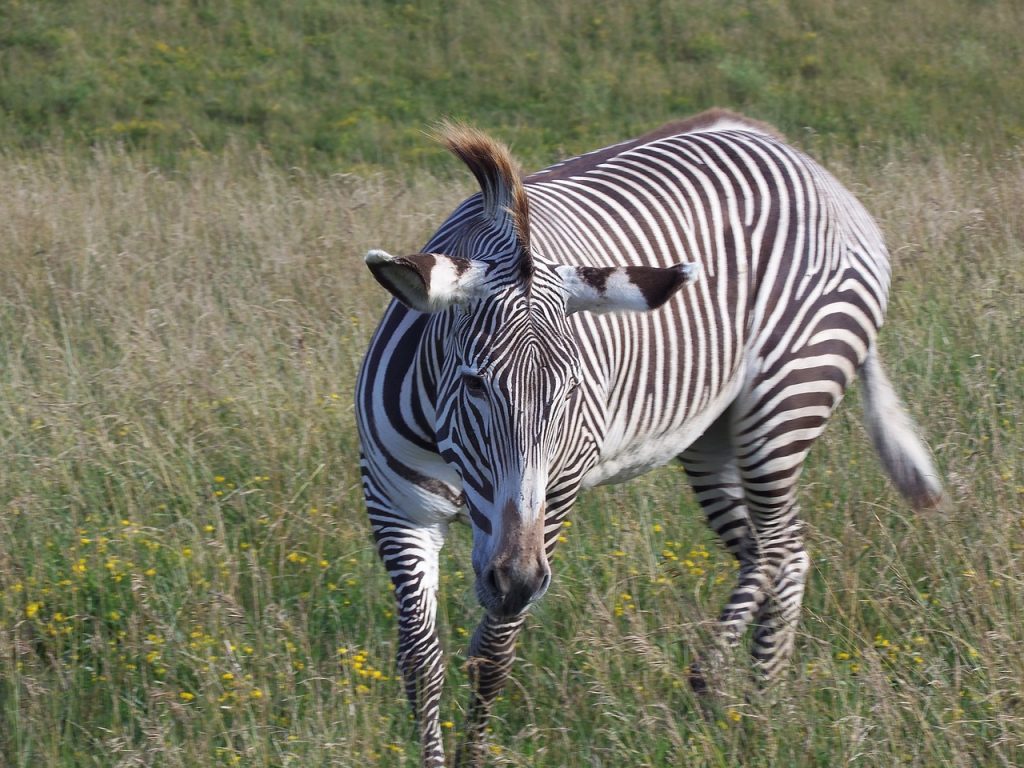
[484,566,506,598]
[538,569,551,594]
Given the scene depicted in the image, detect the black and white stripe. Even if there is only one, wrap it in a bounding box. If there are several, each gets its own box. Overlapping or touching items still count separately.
[356,110,942,766]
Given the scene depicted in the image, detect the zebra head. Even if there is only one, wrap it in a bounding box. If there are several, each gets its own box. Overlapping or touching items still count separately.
[365,124,699,618]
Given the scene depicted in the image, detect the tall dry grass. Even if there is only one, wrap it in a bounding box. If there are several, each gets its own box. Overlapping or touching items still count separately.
[0,142,1021,766]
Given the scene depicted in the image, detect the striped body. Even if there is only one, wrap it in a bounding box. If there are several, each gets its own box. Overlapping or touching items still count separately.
[357,111,941,767]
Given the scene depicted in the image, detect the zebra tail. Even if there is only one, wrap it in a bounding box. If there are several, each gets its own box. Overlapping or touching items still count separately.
[859,345,944,510]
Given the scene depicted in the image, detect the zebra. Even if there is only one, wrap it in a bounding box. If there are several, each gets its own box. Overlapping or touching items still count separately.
[356,109,942,767]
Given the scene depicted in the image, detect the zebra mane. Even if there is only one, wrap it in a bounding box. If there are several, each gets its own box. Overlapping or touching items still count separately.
[435,121,533,278]
[526,109,785,184]
[645,108,786,142]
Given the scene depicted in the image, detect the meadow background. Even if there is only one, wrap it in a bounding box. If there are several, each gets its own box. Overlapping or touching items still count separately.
[0,1,1022,765]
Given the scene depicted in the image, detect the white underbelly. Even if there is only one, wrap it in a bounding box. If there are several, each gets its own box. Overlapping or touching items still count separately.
[581,378,741,488]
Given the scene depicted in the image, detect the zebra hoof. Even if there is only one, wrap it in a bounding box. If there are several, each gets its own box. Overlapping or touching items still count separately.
[687,660,710,695]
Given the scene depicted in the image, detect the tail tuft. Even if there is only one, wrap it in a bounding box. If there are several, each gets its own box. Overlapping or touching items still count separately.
[859,346,944,510]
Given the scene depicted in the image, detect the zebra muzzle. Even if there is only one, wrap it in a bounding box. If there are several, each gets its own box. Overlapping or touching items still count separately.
[481,556,550,617]
[477,502,550,617]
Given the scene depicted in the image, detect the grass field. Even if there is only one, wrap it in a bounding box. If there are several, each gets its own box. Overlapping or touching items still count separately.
[2,0,1023,168]
[1,1,1023,766]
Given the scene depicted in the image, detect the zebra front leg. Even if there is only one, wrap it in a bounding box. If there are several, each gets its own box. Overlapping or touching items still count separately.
[454,612,527,768]
[373,518,448,768]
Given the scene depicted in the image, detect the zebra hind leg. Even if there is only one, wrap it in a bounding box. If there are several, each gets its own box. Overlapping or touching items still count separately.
[729,368,844,681]
[679,413,755,692]
[681,412,814,688]
[702,491,807,687]
[750,515,810,681]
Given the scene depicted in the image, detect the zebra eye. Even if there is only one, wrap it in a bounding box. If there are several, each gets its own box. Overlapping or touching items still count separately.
[463,373,486,396]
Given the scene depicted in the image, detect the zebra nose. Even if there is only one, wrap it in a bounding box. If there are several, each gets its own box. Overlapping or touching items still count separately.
[482,557,551,617]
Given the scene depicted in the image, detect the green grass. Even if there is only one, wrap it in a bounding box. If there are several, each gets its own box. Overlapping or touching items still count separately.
[0,143,1021,766]
[1,0,1023,170]
[0,1,1023,765]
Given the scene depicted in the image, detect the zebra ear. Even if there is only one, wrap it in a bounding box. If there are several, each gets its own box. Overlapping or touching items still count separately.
[557,262,700,315]
[365,249,488,313]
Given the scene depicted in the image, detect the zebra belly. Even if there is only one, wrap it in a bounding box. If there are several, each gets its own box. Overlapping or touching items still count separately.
[582,376,742,488]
